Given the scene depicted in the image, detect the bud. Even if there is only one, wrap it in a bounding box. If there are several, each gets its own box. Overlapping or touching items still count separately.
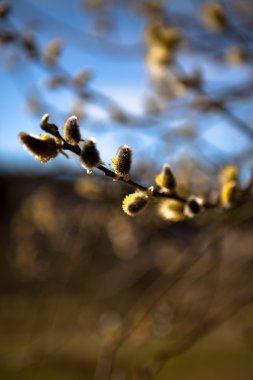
[144,22,179,79]
[43,39,63,66]
[122,192,149,216]
[184,195,204,218]
[63,115,81,145]
[110,107,128,124]
[219,164,238,185]
[155,164,176,192]
[0,2,10,18]
[158,199,186,222]
[72,69,92,87]
[40,113,59,135]
[146,44,172,66]
[146,53,168,78]
[179,69,202,90]
[220,180,237,209]
[144,22,180,51]
[19,132,59,163]
[201,3,227,32]
[190,96,218,110]
[226,46,247,66]
[45,74,67,89]
[111,145,132,180]
[80,138,101,174]
[0,30,16,44]
[21,35,38,59]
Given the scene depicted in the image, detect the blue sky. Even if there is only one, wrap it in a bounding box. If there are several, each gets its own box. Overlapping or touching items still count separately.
[0,0,252,176]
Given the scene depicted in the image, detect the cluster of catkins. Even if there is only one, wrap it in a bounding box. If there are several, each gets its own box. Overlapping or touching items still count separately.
[19,114,240,222]
[19,114,102,173]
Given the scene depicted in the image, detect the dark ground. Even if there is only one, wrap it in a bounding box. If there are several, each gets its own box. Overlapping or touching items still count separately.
[0,173,252,379]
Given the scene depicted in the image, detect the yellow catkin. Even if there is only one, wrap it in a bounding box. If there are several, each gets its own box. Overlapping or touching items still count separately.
[155,164,176,192]
[158,199,186,222]
[201,3,227,32]
[220,180,237,209]
[111,145,132,180]
[122,193,149,216]
[219,165,238,185]
[19,132,59,163]
[226,46,247,66]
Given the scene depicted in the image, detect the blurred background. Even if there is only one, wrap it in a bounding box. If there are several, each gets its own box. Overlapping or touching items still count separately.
[0,0,253,379]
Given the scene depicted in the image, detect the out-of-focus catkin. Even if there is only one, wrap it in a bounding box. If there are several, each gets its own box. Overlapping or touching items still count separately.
[158,199,186,222]
[201,3,227,32]
[122,192,149,216]
[220,180,237,209]
[184,195,204,218]
[155,163,177,192]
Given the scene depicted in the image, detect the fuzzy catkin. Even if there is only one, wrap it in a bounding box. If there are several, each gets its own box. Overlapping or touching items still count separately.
[112,145,132,178]
[63,115,81,145]
[122,193,149,216]
[19,132,59,163]
[80,139,101,173]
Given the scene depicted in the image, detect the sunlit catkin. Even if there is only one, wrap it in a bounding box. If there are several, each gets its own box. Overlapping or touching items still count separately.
[63,115,81,145]
[144,22,180,51]
[158,199,186,222]
[0,2,10,18]
[201,3,227,32]
[155,164,176,192]
[226,46,247,66]
[220,180,237,209]
[40,113,59,135]
[80,138,101,174]
[19,132,59,163]
[43,39,63,66]
[112,145,132,180]
[122,192,149,216]
[219,164,238,185]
